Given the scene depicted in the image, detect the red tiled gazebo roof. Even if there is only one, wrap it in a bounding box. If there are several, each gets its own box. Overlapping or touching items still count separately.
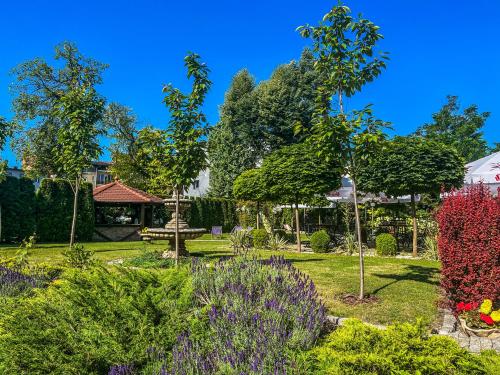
[93,181,164,204]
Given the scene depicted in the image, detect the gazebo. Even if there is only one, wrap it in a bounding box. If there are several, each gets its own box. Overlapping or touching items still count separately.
[92,181,164,241]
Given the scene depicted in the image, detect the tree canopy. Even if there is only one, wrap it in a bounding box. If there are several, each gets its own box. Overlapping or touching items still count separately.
[208,50,321,198]
[357,136,465,198]
[11,42,108,178]
[233,168,268,202]
[415,95,490,163]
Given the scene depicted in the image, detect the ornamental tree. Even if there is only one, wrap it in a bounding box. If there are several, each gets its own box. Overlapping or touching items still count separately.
[357,136,465,256]
[11,42,107,248]
[260,142,342,252]
[298,2,389,298]
[140,53,211,263]
[233,168,268,229]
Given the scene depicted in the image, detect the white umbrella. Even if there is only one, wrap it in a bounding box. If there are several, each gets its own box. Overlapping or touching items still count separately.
[464,151,500,195]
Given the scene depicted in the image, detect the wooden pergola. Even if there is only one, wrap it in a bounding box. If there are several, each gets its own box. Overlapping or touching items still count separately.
[92,181,164,241]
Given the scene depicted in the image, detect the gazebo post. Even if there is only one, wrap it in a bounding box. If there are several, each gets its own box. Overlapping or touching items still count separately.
[140,204,145,229]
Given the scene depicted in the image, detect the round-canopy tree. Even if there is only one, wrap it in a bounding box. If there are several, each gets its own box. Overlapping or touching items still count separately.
[357,136,465,256]
[260,142,342,251]
[233,168,268,229]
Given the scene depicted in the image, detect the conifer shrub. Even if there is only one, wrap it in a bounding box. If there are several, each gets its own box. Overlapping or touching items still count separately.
[376,233,397,256]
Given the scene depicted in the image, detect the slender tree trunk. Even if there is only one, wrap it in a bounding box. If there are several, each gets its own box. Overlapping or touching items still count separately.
[175,186,180,266]
[352,177,364,299]
[69,177,80,248]
[295,202,302,252]
[256,201,260,229]
[411,193,418,257]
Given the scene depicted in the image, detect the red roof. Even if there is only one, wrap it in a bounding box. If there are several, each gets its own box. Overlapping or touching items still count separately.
[93,181,164,204]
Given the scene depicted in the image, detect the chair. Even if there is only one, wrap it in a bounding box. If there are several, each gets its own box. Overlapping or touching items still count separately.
[211,226,223,239]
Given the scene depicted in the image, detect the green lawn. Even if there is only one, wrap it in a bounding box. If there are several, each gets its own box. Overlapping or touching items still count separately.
[0,236,441,326]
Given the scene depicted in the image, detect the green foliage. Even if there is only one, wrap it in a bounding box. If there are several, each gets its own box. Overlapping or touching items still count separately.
[228,229,252,255]
[36,179,94,242]
[62,243,95,269]
[12,42,108,179]
[376,233,397,256]
[233,168,268,202]
[0,176,36,242]
[299,319,489,374]
[186,197,238,232]
[415,95,491,163]
[0,266,194,374]
[310,230,330,253]
[358,136,465,198]
[260,142,342,205]
[251,228,268,248]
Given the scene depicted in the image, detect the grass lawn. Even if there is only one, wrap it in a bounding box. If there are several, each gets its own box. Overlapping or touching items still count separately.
[0,235,441,326]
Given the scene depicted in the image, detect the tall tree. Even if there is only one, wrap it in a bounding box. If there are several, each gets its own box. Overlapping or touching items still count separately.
[260,142,342,252]
[298,3,389,299]
[0,116,15,242]
[415,96,490,163]
[208,69,258,197]
[11,42,108,247]
[208,50,322,198]
[141,53,211,263]
[233,168,268,229]
[103,103,158,193]
[357,136,465,256]
[11,42,108,179]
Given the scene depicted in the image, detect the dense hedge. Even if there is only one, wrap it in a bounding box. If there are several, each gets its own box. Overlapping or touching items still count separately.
[36,179,95,242]
[376,233,397,256]
[437,184,499,307]
[0,176,36,242]
[186,197,238,232]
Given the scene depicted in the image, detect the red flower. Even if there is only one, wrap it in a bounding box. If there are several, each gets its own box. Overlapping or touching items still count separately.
[464,303,473,311]
[471,301,479,310]
[456,302,465,312]
[480,313,494,325]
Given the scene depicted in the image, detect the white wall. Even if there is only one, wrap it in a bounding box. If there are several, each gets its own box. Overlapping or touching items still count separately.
[185,169,210,197]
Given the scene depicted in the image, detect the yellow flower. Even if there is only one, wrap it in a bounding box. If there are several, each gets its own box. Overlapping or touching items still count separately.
[491,310,500,323]
[479,299,493,315]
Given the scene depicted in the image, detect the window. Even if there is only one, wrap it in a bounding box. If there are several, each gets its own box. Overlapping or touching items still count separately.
[192,180,200,189]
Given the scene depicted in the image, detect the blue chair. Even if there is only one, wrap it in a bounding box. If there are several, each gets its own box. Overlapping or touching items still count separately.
[211,226,223,239]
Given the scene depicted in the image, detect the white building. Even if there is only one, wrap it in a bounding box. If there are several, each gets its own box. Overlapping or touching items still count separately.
[464,151,500,195]
[185,169,210,197]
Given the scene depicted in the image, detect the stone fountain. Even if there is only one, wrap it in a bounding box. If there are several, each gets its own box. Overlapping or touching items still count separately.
[140,192,205,256]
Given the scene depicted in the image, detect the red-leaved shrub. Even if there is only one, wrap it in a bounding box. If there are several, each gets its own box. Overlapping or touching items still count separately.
[436,183,500,308]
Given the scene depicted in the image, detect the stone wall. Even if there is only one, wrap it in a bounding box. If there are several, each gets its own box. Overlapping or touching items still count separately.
[93,225,141,242]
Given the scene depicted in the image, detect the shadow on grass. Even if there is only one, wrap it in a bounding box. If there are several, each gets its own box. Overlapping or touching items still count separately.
[371,264,440,295]
[287,258,326,264]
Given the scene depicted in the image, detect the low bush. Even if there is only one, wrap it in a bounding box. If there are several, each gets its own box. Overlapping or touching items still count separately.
[62,243,96,269]
[251,228,268,248]
[150,256,326,374]
[0,265,49,298]
[376,233,397,256]
[299,319,492,374]
[310,230,330,253]
[0,266,194,374]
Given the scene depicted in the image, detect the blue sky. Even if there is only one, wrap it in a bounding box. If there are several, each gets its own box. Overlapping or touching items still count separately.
[1,0,499,166]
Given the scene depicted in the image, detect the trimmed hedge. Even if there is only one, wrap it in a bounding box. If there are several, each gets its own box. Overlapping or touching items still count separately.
[376,233,397,256]
[0,176,36,242]
[186,197,238,232]
[36,179,94,242]
[310,230,330,253]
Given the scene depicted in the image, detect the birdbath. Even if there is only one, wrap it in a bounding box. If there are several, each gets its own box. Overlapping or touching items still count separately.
[140,192,205,256]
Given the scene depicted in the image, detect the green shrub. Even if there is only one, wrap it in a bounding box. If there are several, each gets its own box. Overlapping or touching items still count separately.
[36,178,94,242]
[0,266,194,374]
[310,230,331,253]
[186,197,238,232]
[62,243,95,269]
[376,233,397,256]
[299,319,491,374]
[251,228,268,248]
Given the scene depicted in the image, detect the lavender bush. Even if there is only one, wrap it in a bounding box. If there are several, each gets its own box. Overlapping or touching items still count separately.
[155,256,326,374]
[0,265,47,297]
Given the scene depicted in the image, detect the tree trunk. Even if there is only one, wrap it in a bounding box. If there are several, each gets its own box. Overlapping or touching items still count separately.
[175,186,180,266]
[411,193,418,257]
[69,177,80,248]
[352,177,364,300]
[295,202,302,252]
[256,201,260,229]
